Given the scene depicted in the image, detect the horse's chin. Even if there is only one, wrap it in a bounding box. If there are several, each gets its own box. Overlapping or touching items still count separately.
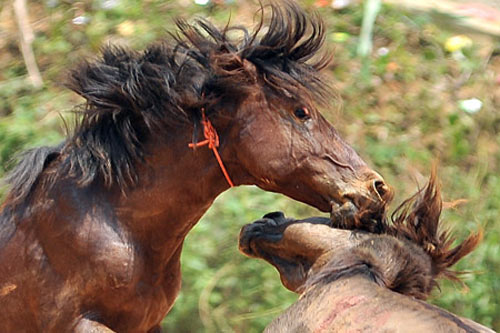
[255,182,335,213]
[253,248,309,293]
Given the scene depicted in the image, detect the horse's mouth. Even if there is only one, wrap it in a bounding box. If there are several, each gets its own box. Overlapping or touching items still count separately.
[330,200,357,219]
[239,229,284,259]
[239,230,282,258]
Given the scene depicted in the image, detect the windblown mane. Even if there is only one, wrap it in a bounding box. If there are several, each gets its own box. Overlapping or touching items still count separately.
[2,0,330,207]
[309,170,481,299]
[387,171,482,282]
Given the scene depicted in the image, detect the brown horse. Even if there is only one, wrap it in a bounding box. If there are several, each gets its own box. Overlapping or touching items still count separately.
[0,2,390,332]
[239,173,492,332]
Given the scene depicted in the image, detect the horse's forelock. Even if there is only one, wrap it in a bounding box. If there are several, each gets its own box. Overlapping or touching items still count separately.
[175,0,332,105]
[244,1,332,103]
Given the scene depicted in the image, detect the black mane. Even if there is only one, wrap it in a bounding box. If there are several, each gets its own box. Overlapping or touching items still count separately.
[3,0,330,206]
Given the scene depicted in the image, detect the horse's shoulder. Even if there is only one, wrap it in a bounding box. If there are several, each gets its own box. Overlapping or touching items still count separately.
[22,185,143,289]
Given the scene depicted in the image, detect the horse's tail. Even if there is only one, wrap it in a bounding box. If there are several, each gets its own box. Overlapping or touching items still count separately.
[2,145,61,206]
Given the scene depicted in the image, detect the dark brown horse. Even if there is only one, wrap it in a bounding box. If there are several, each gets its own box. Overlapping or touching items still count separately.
[239,173,492,332]
[0,2,390,332]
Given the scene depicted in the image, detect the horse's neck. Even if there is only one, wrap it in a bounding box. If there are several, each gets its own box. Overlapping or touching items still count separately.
[113,134,230,260]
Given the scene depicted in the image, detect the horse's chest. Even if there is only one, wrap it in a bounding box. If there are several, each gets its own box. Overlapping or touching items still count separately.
[42,221,140,290]
[75,236,181,329]
[86,251,181,331]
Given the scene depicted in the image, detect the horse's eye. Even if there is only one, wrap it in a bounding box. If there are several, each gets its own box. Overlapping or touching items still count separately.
[294,107,310,120]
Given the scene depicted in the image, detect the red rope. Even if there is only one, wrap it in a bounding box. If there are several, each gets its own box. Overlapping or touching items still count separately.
[188,109,235,188]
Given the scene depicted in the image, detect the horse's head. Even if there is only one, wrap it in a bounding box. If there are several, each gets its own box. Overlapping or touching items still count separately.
[238,211,364,292]
[180,1,391,213]
[239,212,439,296]
[239,174,481,297]
[227,91,390,213]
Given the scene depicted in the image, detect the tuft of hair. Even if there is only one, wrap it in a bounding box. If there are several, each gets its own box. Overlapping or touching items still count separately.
[388,169,482,283]
[63,43,192,189]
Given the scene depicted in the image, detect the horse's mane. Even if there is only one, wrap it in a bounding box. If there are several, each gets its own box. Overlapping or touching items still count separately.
[2,0,330,207]
[387,171,482,283]
[307,170,481,299]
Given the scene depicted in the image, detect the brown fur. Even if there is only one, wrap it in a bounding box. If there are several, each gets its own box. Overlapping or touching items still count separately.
[0,2,389,332]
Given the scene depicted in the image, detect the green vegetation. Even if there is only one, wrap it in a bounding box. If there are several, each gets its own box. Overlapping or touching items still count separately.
[1,0,499,331]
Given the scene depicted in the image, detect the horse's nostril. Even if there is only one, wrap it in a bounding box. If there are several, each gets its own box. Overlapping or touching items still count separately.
[342,171,392,207]
[373,180,389,200]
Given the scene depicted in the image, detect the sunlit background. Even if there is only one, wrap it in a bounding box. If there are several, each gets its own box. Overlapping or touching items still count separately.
[1,0,499,331]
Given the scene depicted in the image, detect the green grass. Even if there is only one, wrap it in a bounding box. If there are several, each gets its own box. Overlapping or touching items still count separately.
[1,0,499,331]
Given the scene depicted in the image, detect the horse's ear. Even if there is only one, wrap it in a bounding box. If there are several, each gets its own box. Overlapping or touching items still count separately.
[211,53,257,86]
[241,58,258,82]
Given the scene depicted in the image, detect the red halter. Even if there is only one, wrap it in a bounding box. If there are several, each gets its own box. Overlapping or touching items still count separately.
[188,108,235,188]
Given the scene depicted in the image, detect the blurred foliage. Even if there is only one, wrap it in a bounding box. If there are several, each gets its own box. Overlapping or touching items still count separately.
[1,0,499,331]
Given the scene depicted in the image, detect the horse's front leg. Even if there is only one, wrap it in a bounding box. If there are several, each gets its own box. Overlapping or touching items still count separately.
[74,318,116,332]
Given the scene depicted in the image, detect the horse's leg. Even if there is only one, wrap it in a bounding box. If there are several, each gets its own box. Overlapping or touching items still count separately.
[74,318,116,333]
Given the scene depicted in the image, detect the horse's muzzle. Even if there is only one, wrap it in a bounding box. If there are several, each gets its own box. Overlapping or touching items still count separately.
[340,169,392,210]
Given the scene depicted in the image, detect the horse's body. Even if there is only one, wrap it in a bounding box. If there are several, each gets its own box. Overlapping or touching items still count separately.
[0,137,217,332]
[264,274,493,333]
[0,2,389,332]
[239,174,491,332]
